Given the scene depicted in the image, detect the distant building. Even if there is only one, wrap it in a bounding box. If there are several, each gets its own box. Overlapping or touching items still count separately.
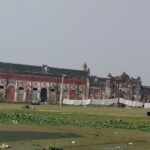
[0,62,89,103]
[89,72,150,102]
[0,61,150,103]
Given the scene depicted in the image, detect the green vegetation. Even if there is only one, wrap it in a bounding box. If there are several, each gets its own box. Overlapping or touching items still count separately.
[0,103,150,150]
[0,111,150,132]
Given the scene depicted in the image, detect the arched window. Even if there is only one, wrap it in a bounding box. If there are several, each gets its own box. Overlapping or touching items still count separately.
[0,86,4,89]
[6,86,15,101]
[18,87,24,90]
[17,87,24,101]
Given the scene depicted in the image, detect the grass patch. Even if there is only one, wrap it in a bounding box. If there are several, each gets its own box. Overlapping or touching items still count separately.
[0,111,150,132]
[0,103,150,149]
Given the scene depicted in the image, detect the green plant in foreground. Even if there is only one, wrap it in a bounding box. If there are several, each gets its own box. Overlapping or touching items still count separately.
[0,112,150,132]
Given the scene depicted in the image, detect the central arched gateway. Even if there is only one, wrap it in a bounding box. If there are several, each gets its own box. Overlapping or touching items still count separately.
[40,88,47,102]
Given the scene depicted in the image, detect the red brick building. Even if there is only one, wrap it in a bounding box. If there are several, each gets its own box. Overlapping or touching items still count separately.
[0,62,150,103]
[0,62,89,103]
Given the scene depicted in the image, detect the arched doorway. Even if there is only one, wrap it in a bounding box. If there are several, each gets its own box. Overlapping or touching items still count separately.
[17,87,24,101]
[31,88,38,100]
[40,88,47,102]
[0,86,5,100]
[49,88,56,103]
[6,86,15,101]
[63,89,69,99]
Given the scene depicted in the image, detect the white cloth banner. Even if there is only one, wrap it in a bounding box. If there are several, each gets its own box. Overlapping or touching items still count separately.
[63,98,118,106]
[82,99,91,105]
[119,98,143,107]
[144,103,150,108]
[63,98,146,108]
[91,98,118,105]
[63,99,91,105]
[63,99,83,105]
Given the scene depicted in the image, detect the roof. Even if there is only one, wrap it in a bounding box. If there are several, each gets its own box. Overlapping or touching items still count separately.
[90,76,107,86]
[142,85,150,90]
[0,62,88,78]
[119,72,130,80]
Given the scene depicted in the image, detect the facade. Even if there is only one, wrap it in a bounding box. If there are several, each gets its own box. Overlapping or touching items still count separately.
[0,61,150,103]
[89,76,106,99]
[90,72,150,102]
[141,86,150,103]
[0,62,89,103]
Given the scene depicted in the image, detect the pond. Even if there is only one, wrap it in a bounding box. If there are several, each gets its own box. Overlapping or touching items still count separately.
[0,129,81,150]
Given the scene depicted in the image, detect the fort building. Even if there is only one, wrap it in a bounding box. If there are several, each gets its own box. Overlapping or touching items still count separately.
[0,62,89,103]
[90,72,150,102]
[0,61,150,103]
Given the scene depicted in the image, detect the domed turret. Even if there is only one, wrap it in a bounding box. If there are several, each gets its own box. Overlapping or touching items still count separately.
[107,73,112,78]
[83,62,87,71]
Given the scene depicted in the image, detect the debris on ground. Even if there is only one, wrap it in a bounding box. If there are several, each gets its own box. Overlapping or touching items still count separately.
[128,142,133,145]
[12,120,18,125]
[0,144,10,149]
[113,147,122,150]
[71,140,76,144]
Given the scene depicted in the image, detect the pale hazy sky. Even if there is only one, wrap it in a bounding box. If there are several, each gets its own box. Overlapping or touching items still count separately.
[0,0,150,85]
